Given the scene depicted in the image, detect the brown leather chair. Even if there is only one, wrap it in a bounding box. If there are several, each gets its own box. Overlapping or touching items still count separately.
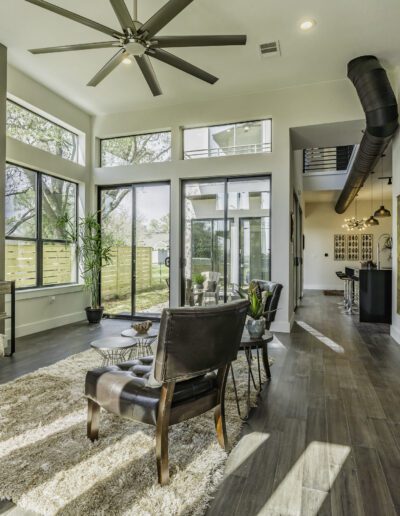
[85,300,249,485]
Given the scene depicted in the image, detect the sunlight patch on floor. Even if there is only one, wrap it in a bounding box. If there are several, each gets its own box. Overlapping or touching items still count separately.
[296,321,345,354]
[0,411,85,460]
[259,441,350,515]
[269,335,286,349]
[225,432,270,476]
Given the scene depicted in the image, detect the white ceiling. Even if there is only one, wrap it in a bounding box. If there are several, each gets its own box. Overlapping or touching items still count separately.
[304,171,393,205]
[1,0,400,114]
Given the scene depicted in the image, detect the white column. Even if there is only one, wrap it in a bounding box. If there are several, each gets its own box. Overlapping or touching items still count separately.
[0,44,7,283]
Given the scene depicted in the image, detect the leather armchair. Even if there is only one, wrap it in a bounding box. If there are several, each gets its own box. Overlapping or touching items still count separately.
[85,300,249,485]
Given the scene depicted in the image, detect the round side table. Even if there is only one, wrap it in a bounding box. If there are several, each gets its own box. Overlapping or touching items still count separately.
[121,329,158,358]
[230,330,274,421]
[90,336,138,366]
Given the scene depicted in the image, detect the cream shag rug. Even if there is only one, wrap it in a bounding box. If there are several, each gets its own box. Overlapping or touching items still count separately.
[0,350,266,515]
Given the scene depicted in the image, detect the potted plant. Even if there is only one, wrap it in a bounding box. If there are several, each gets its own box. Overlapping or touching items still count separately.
[193,273,205,290]
[246,283,265,339]
[57,213,113,324]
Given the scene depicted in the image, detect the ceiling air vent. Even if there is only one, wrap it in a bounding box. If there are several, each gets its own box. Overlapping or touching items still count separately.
[259,41,281,58]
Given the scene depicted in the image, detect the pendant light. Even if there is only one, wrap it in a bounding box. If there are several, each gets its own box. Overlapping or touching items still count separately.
[366,172,379,227]
[342,196,367,231]
[374,154,391,217]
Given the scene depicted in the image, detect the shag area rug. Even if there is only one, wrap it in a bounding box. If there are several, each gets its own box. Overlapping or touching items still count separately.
[0,350,266,515]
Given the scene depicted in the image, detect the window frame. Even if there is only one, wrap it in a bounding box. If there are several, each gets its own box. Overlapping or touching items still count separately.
[5,161,79,290]
[99,130,172,167]
[6,99,80,163]
[182,118,273,159]
[180,174,272,305]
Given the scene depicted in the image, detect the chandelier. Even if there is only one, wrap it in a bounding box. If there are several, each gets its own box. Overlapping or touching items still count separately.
[342,197,367,231]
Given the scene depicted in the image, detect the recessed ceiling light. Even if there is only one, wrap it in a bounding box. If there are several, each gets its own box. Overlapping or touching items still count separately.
[300,19,316,31]
[122,56,132,65]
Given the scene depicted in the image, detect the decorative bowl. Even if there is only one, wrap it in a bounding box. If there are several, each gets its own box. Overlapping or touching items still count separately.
[132,320,152,335]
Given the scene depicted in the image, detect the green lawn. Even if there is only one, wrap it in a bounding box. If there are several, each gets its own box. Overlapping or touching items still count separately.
[104,264,170,314]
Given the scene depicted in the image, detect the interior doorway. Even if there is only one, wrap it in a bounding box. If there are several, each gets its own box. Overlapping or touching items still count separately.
[293,193,303,309]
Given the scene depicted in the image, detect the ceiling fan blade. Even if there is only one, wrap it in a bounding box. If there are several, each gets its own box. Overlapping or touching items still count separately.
[151,35,247,48]
[109,0,135,32]
[147,48,218,84]
[29,41,121,54]
[25,0,124,38]
[135,55,162,96]
[139,0,194,39]
[87,49,126,87]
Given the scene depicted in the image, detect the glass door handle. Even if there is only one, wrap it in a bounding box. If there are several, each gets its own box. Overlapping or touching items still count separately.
[165,257,170,268]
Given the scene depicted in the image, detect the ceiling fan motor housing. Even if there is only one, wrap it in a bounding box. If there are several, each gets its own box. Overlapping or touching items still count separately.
[125,40,146,56]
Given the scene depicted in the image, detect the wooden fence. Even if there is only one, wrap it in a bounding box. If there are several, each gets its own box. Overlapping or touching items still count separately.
[101,246,152,301]
[5,243,152,297]
[5,241,75,287]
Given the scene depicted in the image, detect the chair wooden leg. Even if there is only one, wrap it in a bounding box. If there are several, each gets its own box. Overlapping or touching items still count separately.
[156,382,175,485]
[87,398,100,442]
[215,364,230,449]
[156,417,170,485]
[214,402,228,450]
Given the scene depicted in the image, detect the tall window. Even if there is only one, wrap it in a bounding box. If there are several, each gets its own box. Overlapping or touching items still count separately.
[6,100,79,162]
[182,176,271,304]
[183,119,272,159]
[100,131,172,167]
[5,163,78,288]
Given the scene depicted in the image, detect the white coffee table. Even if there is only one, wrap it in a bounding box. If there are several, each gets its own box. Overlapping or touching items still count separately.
[120,329,158,357]
[90,336,138,366]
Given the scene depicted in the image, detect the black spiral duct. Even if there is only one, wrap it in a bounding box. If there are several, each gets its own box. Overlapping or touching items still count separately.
[335,55,398,214]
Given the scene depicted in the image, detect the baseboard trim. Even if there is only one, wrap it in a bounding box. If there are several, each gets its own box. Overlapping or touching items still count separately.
[271,319,292,333]
[304,285,343,291]
[16,311,86,338]
[390,324,400,345]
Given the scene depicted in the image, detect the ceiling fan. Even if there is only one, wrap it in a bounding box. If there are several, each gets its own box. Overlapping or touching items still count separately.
[26,0,247,96]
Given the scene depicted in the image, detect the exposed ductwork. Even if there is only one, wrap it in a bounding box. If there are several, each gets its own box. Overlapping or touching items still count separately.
[335,55,399,214]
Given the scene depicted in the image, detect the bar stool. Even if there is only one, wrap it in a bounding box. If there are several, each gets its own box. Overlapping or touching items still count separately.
[352,276,360,314]
[336,271,349,310]
[344,270,358,315]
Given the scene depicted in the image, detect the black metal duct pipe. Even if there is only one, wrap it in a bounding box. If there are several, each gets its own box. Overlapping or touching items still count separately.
[335,55,398,214]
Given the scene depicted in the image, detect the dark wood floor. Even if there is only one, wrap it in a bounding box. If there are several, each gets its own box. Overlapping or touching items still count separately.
[208,291,400,516]
[1,292,400,515]
[0,318,158,385]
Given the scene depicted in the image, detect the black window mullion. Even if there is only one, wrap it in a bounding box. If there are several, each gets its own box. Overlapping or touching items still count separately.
[131,185,136,317]
[75,184,79,285]
[223,179,228,303]
[37,172,43,287]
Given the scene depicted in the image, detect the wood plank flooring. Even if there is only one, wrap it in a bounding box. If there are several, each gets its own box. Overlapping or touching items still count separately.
[207,291,400,516]
[1,292,400,515]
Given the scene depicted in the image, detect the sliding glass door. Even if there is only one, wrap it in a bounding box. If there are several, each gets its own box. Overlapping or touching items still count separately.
[182,176,271,304]
[239,217,270,288]
[100,182,170,318]
[135,185,170,314]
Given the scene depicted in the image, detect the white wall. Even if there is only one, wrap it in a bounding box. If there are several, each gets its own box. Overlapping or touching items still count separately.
[0,45,6,329]
[5,65,93,337]
[93,78,365,332]
[304,201,392,290]
[390,66,400,344]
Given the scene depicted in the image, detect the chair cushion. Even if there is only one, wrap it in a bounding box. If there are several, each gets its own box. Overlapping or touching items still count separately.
[85,360,218,426]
